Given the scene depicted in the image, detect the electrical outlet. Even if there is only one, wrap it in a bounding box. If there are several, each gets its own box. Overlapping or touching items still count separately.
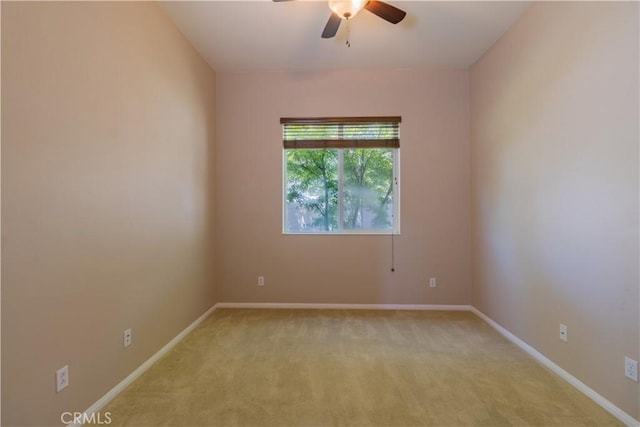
[258,276,265,287]
[124,328,132,348]
[559,324,568,342]
[625,357,638,381]
[56,365,69,392]
[429,277,437,288]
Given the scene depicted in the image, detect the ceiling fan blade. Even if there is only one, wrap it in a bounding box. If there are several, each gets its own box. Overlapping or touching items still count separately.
[364,0,406,24]
[321,13,342,38]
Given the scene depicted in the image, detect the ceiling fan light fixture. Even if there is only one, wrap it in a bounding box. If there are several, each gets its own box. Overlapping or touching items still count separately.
[328,0,368,20]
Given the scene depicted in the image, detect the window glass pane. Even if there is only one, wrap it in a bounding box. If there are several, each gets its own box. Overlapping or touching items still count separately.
[343,148,394,231]
[285,149,339,232]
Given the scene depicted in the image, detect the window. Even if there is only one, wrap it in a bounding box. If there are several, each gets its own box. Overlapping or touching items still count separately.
[282,117,400,234]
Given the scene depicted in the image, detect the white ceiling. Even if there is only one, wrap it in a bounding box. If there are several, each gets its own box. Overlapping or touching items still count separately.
[160,1,531,72]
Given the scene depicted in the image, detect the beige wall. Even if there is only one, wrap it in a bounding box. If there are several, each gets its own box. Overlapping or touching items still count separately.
[470,1,639,419]
[216,69,470,304]
[1,2,217,425]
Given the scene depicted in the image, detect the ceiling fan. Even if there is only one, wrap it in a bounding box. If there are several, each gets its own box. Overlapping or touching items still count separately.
[273,0,407,39]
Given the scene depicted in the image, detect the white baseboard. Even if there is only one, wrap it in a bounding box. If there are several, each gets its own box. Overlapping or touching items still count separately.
[72,305,217,427]
[469,306,639,427]
[215,302,472,311]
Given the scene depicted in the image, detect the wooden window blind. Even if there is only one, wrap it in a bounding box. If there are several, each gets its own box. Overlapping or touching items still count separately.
[281,117,401,149]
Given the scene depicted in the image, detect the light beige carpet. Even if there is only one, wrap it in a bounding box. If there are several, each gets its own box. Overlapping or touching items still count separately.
[100,309,621,426]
